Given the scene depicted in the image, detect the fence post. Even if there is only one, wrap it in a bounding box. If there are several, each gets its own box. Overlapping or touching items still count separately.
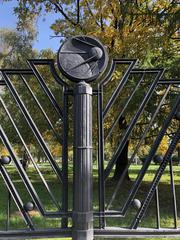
[72,81,93,240]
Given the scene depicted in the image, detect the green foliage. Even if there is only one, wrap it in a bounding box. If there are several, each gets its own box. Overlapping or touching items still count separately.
[0,28,63,160]
[0,28,38,68]
[5,0,179,68]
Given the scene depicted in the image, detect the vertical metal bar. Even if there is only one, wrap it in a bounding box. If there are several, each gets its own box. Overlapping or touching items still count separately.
[155,187,160,229]
[77,0,80,23]
[169,158,178,228]
[61,86,69,228]
[72,81,93,240]
[6,191,11,231]
[97,84,105,228]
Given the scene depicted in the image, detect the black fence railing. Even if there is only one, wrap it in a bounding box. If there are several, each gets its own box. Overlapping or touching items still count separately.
[0,36,179,239]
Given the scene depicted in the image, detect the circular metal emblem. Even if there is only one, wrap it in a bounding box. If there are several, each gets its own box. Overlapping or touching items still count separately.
[57,35,108,82]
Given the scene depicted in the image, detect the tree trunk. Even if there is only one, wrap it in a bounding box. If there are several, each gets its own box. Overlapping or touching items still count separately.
[113,140,130,181]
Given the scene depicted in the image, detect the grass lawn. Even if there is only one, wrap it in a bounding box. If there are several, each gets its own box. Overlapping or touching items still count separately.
[0,163,179,239]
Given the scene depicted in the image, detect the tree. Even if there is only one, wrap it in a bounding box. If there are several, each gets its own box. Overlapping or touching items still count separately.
[1,0,179,174]
[0,27,38,68]
[0,29,62,161]
[5,0,179,63]
[113,116,130,181]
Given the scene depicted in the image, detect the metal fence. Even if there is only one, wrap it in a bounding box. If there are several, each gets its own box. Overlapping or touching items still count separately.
[0,36,179,239]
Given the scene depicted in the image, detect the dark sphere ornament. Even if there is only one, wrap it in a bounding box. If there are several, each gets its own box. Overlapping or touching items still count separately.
[57,35,108,82]
[153,155,163,165]
[24,201,34,212]
[132,199,141,210]
[0,155,11,165]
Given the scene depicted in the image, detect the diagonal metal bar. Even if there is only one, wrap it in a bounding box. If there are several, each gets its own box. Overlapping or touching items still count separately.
[106,82,172,211]
[128,85,172,167]
[1,71,63,183]
[0,125,72,218]
[0,125,46,215]
[20,74,63,145]
[104,69,164,180]
[0,96,61,210]
[0,164,35,230]
[121,95,180,216]
[27,60,64,121]
[131,125,180,229]
[102,59,137,118]
[105,72,145,140]
[28,59,68,87]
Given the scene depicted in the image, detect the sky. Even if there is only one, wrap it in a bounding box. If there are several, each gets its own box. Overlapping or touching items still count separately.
[0,0,61,52]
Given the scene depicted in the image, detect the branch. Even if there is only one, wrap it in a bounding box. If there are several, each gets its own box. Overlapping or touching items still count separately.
[50,1,84,30]
[85,0,101,28]
[100,2,104,31]
[53,2,77,25]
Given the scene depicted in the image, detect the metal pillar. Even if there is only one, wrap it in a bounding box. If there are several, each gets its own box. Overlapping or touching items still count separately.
[72,81,93,240]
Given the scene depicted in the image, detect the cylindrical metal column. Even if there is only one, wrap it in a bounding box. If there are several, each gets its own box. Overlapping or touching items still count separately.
[72,81,93,240]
